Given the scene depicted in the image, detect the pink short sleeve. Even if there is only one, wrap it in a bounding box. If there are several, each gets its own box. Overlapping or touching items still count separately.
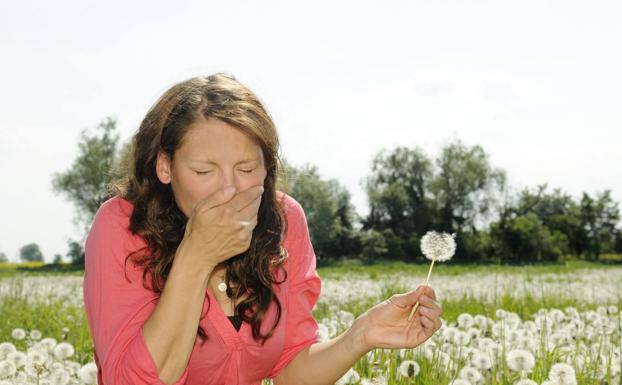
[83,198,189,385]
[267,195,322,379]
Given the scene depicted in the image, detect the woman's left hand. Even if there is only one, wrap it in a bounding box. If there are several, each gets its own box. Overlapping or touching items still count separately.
[353,285,442,351]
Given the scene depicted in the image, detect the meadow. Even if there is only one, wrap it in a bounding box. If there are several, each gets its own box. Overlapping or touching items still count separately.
[0,260,621,385]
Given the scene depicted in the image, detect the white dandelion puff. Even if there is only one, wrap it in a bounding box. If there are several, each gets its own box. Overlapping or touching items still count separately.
[421,231,457,261]
[6,351,27,369]
[514,379,537,385]
[335,368,360,385]
[459,366,483,384]
[29,329,43,341]
[506,349,535,373]
[49,369,70,385]
[11,328,26,340]
[448,379,471,385]
[548,363,577,385]
[53,342,75,360]
[78,363,98,385]
[0,343,16,361]
[0,360,17,379]
[397,360,420,378]
[408,231,456,321]
[26,347,48,366]
[471,351,493,370]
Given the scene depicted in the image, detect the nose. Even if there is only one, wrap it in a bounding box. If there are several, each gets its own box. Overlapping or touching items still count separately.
[220,168,240,193]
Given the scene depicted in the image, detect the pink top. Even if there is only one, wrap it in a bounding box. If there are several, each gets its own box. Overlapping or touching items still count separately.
[83,192,321,385]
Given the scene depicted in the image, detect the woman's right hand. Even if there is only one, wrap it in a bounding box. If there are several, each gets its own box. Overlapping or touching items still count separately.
[176,184,265,272]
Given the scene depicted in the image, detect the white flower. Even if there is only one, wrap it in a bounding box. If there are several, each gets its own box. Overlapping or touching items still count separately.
[397,360,420,378]
[11,328,26,340]
[27,347,48,366]
[506,349,535,373]
[5,351,27,369]
[470,351,493,370]
[457,313,475,329]
[0,343,16,361]
[53,342,75,360]
[548,363,577,385]
[420,231,456,261]
[459,366,483,384]
[49,369,70,385]
[448,379,471,385]
[0,360,17,379]
[335,368,360,385]
[38,338,58,352]
[514,379,537,385]
[29,329,43,340]
[78,363,98,385]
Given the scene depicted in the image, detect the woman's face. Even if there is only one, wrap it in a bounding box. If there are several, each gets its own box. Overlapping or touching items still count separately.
[156,117,267,217]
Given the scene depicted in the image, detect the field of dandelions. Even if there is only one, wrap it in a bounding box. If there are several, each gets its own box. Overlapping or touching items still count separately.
[1,262,621,385]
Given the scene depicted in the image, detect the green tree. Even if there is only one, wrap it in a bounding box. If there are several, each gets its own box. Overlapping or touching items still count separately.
[0,252,8,263]
[51,116,123,236]
[53,253,63,264]
[431,139,506,234]
[363,146,434,238]
[66,240,85,266]
[580,191,620,259]
[283,161,359,259]
[19,243,44,262]
[511,185,584,256]
[491,213,566,263]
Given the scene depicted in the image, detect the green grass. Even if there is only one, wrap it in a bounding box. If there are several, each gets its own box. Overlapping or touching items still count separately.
[1,259,621,383]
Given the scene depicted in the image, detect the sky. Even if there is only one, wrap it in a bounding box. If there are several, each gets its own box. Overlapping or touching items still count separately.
[0,0,620,262]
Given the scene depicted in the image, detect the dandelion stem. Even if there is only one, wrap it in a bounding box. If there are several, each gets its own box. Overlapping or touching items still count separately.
[407,256,436,322]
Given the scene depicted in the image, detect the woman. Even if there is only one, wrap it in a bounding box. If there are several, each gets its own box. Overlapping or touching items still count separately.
[82,73,442,385]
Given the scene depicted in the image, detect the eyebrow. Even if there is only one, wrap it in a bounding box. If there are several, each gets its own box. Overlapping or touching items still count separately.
[189,157,261,165]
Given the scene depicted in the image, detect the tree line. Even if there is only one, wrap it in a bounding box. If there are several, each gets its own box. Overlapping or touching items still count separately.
[5,117,620,264]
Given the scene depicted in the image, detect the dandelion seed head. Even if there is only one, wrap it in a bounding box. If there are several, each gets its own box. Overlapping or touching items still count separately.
[459,366,483,384]
[6,351,27,369]
[11,328,26,340]
[49,369,70,385]
[506,349,535,373]
[0,343,16,361]
[514,379,537,385]
[470,351,493,370]
[448,379,471,385]
[397,360,420,378]
[53,342,75,360]
[548,363,577,385]
[0,360,17,379]
[29,329,42,341]
[78,363,98,385]
[420,231,456,262]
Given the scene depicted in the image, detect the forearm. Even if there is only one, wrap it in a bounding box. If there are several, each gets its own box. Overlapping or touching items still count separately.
[275,318,370,385]
[142,252,212,385]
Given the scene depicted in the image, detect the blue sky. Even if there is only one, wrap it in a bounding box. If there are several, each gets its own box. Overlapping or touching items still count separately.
[1,0,620,262]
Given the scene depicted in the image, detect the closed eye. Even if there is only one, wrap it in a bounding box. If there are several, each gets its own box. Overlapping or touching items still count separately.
[239,169,255,173]
[195,170,213,175]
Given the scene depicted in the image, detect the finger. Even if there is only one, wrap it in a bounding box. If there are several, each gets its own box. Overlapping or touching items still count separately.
[193,186,237,213]
[238,191,263,221]
[419,313,436,332]
[420,285,437,301]
[227,185,265,212]
[389,286,427,309]
[418,294,440,309]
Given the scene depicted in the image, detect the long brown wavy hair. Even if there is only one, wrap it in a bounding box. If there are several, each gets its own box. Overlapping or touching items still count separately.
[109,73,289,346]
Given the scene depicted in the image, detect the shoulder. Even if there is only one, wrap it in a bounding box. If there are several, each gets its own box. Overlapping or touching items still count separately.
[276,191,308,236]
[86,196,146,251]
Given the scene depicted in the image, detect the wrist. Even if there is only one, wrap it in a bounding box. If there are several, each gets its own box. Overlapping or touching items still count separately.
[345,315,373,356]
